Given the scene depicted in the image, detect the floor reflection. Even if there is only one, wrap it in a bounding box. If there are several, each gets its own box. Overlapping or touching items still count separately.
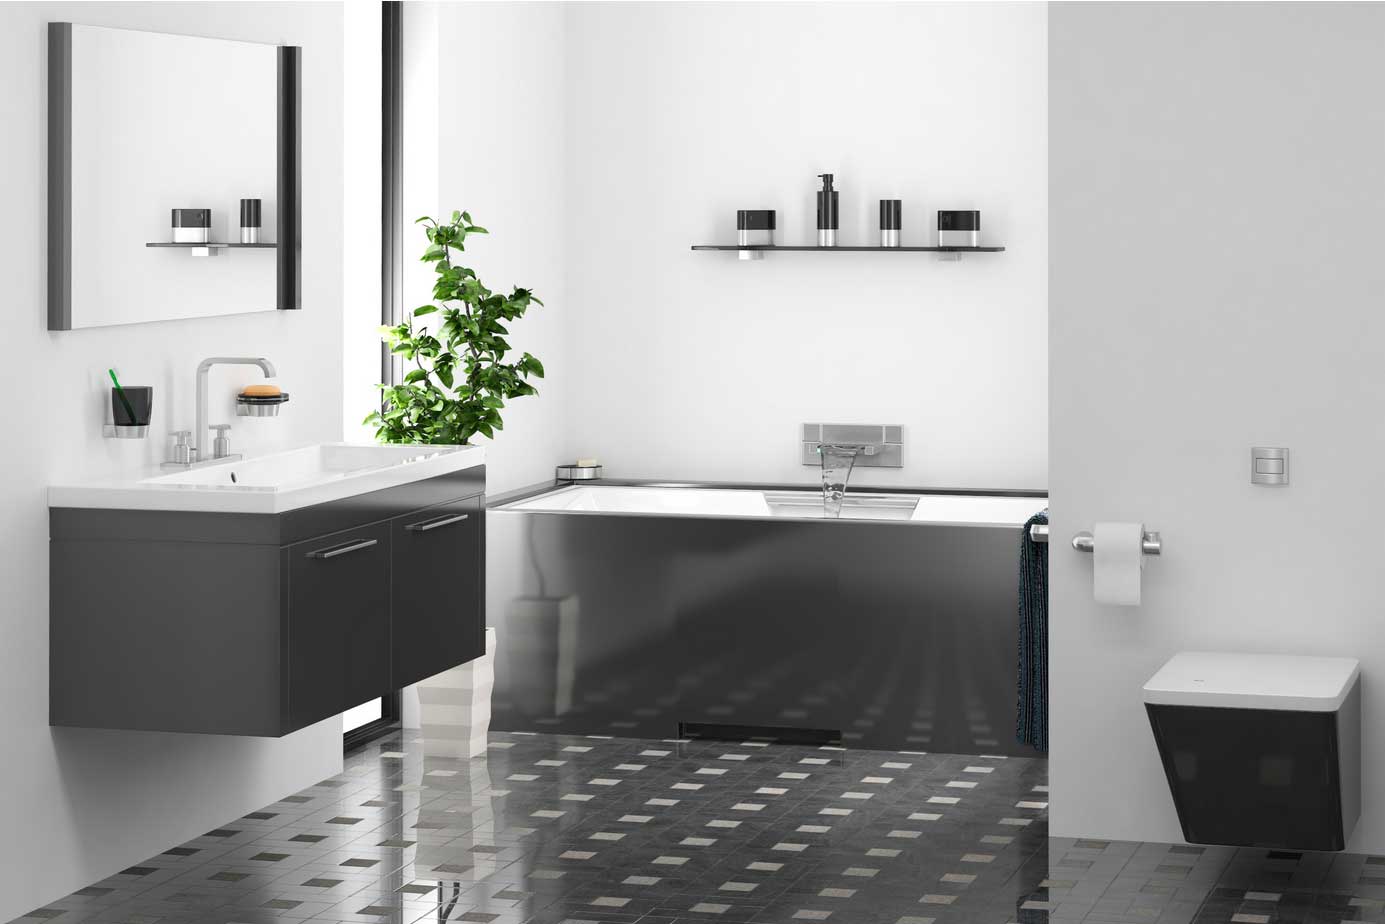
[18,732,1385,924]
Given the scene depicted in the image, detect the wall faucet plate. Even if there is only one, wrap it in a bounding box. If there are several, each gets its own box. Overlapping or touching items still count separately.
[801,423,903,468]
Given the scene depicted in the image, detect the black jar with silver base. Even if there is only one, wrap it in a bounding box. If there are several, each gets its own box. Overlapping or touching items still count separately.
[736,210,775,261]
[938,210,980,247]
[880,200,901,247]
[239,198,262,244]
[171,208,211,244]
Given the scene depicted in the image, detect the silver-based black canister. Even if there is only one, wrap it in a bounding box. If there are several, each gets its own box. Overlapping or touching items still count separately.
[736,209,775,261]
[171,208,211,244]
[880,199,902,247]
[937,210,980,247]
[240,198,262,244]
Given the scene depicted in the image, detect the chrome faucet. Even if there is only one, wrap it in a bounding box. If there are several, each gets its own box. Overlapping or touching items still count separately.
[163,356,276,467]
[818,442,871,519]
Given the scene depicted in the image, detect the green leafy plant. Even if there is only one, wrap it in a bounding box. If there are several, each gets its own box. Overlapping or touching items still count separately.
[367,211,545,444]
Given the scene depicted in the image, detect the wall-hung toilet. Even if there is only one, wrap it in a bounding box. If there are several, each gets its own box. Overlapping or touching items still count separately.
[1144,651,1361,851]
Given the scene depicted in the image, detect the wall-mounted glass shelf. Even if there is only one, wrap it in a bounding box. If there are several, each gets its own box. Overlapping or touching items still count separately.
[691,244,1005,253]
[145,242,277,249]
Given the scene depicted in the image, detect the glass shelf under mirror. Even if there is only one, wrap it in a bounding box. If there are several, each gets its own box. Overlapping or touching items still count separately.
[145,242,277,249]
[691,244,1006,252]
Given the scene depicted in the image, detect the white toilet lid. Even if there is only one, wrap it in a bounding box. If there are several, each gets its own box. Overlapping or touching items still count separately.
[1143,651,1361,712]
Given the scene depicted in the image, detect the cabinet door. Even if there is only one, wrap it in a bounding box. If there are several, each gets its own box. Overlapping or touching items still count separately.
[285,521,392,732]
[391,496,483,688]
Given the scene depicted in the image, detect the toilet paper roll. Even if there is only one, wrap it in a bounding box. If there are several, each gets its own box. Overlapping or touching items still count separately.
[1093,521,1144,606]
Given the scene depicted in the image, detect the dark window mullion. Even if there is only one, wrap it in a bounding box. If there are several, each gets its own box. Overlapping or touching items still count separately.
[348,0,405,754]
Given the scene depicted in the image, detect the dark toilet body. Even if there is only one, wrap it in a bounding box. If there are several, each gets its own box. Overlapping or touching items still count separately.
[1145,652,1361,852]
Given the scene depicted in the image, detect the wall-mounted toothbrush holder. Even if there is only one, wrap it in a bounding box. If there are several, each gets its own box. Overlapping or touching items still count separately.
[103,385,152,439]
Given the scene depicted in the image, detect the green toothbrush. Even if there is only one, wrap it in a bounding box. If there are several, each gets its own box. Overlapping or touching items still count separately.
[108,368,138,425]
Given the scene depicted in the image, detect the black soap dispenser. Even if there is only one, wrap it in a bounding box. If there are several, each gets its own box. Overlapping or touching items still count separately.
[816,174,839,247]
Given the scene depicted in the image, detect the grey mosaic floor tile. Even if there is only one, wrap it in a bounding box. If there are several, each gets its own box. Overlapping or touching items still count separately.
[15,730,1385,924]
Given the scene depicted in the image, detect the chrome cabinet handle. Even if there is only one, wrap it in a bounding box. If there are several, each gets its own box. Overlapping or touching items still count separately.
[306,538,378,560]
[406,513,469,533]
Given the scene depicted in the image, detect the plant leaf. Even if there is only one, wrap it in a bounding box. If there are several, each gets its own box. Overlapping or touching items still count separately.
[367,209,543,447]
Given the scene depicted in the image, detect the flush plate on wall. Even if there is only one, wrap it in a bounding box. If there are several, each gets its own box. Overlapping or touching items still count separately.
[1251,447,1289,485]
[801,423,903,468]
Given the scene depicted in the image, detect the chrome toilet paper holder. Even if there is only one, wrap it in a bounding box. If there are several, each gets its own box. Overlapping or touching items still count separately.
[1028,523,1162,555]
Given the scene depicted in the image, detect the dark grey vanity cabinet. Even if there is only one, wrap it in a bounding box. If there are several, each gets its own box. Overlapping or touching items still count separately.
[391,497,485,687]
[285,522,394,732]
[49,465,484,737]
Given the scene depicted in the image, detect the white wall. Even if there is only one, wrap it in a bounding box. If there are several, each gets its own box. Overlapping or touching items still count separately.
[1051,2,1385,850]
[342,0,382,441]
[389,1,571,499]
[0,3,344,917]
[430,1,571,496]
[401,2,1044,494]
[565,1,1048,489]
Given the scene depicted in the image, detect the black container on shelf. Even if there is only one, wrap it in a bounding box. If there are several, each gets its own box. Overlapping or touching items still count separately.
[880,199,902,247]
[171,209,211,244]
[938,210,980,247]
[816,174,839,247]
[735,209,775,260]
[240,198,262,244]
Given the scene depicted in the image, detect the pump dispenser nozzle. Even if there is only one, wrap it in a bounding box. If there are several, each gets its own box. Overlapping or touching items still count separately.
[816,173,839,247]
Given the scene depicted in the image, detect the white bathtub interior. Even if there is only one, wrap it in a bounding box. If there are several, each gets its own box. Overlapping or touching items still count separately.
[499,484,1046,526]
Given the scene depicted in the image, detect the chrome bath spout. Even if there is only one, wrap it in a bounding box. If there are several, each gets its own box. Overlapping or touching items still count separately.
[818,443,869,519]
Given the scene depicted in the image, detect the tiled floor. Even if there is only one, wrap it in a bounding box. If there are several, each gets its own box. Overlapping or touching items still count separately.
[11,732,1385,924]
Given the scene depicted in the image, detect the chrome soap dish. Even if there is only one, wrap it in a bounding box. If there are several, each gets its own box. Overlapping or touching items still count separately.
[236,391,290,417]
[556,460,602,481]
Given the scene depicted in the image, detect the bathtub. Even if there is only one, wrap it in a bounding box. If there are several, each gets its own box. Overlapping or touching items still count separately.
[488,481,1048,755]
[503,483,1044,526]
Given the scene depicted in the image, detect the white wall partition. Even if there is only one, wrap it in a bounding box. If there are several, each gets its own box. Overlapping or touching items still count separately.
[0,3,344,918]
[1050,2,1385,851]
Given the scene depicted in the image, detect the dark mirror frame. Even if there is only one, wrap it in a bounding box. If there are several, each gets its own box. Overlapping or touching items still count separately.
[46,23,302,330]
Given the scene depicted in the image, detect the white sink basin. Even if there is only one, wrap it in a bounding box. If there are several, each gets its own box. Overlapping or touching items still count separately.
[49,443,484,514]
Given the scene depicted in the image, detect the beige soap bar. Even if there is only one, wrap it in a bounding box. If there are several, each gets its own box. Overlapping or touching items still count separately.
[241,384,282,397]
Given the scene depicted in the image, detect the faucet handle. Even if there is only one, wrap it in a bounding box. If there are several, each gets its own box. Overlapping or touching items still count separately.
[210,424,232,460]
[169,430,193,465]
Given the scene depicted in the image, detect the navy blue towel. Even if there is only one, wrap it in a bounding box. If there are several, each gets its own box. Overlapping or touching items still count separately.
[1016,509,1049,753]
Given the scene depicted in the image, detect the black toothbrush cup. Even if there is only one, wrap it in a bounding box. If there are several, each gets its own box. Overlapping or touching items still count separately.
[111,385,153,437]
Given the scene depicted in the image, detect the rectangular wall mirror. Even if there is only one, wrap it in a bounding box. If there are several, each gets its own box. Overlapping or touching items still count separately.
[48,23,300,330]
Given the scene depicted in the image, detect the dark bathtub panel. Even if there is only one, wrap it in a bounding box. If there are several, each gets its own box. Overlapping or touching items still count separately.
[488,510,1033,756]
